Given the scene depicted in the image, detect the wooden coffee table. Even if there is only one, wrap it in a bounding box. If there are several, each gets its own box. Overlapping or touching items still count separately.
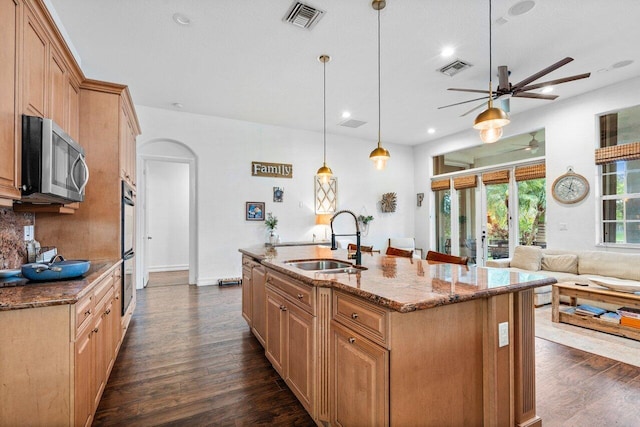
[552,282,640,341]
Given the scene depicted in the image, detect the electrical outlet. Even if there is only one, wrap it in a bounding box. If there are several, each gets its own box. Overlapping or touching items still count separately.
[24,225,34,241]
[559,223,568,231]
[498,322,509,347]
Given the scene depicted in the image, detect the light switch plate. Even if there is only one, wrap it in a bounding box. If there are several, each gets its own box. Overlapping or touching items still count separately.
[498,322,509,347]
[24,225,34,241]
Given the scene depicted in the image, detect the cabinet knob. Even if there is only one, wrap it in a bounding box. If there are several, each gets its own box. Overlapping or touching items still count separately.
[280,305,288,312]
[93,327,99,334]
[84,309,91,316]
[106,308,111,315]
[297,294,304,300]
[351,313,359,319]
[348,337,356,344]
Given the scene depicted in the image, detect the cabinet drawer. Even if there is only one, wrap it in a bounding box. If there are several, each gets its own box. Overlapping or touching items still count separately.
[333,291,389,348]
[94,274,114,307]
[242,256,260,269]
[75,295,93,332]
[266,271,315,315]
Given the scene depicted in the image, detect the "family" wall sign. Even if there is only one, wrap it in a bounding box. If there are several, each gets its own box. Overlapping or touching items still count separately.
[251,161,293,178]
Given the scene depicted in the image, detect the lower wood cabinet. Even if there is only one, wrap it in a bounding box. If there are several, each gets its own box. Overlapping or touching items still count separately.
[331,320,388,427]
[0,263,125,426]
[251,265,266,346]
[265,281,315,414]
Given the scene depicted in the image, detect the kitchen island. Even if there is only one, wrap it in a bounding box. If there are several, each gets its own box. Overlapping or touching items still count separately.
[240,245,555,427]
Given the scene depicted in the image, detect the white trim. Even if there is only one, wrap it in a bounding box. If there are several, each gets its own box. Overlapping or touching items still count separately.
[147,264,189,273]
[137,139,199,290]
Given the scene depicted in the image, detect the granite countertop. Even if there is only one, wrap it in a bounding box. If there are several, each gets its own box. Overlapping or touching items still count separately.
[0,259,121,311]
[239,245,556,313]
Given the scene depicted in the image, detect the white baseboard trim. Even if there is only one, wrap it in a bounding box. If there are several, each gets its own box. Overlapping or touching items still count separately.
[147,264,189,273]
[197,277,221,286]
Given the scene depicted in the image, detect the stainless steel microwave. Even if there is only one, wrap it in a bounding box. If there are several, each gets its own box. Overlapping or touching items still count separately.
[21,115,89,204]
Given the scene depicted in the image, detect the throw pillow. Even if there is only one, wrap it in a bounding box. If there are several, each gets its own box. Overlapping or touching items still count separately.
[541,254,578,274]
[510,245,542,271]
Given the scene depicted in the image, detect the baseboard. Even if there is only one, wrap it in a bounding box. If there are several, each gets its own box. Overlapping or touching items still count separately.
[147,264,188,273]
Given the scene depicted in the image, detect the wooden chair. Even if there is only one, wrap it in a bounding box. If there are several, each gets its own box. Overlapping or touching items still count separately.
[388,238,422,259]
[385,246,414,258]
[348,243,374,253]
[426,250,469,265]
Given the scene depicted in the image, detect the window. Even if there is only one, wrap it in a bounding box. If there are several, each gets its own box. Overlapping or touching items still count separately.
[597,105,640,245]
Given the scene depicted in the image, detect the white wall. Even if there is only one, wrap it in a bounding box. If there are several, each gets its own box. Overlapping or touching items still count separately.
[135,106,415,285]
[146,160,189,271]
[414,75,640,255]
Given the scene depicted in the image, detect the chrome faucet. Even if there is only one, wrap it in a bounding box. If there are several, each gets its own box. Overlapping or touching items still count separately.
[330,210,361,266]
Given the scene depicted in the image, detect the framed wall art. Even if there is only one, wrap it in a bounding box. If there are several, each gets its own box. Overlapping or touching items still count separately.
[246,202,265,221]
[273,187,284,202]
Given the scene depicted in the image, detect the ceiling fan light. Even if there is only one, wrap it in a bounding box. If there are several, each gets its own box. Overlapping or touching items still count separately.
[473,106,510,130]
[479,127,503,143]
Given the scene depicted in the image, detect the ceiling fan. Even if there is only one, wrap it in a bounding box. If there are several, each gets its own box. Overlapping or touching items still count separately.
[508,131,543,153]
[439,57,591,116]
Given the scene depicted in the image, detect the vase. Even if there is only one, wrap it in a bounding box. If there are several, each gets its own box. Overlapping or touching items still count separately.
[268,230,278,245]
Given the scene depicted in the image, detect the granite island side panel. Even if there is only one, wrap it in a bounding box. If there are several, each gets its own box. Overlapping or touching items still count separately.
[239,245,556,313]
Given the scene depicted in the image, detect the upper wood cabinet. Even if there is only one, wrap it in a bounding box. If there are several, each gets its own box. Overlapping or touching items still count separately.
[119,101,137,188]
[0,0,21,205]
[22,4,48,118]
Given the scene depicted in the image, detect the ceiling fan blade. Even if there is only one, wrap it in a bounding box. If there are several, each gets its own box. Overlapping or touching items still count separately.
[512,92,559,100]
[511,57,574,90]
[437,95,490,110]
[447,88,492,94]
[518,73,591,92]
[460,100,490,117]
[498,66,510,91]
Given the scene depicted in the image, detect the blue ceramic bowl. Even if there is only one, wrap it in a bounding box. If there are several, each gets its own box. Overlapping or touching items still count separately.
[21,260,91,282]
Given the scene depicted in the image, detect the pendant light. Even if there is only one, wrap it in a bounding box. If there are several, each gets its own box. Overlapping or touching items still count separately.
[317,54,333,183]
[369,0,390,170]
[473,0,510,143]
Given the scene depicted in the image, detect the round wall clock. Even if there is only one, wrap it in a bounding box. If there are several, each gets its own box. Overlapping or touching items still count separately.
[551,168,590,204]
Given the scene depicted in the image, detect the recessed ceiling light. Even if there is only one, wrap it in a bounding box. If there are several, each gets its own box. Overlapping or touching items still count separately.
[427,128,436,134]
[441,47,455,58]
[342,111,351,119]
[508,0,535,16]
[541,86,553,94]
[173,13,191,25]
[172,102,184,109]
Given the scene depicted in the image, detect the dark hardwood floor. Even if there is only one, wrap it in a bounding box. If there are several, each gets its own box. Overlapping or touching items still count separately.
[94,281,640,426]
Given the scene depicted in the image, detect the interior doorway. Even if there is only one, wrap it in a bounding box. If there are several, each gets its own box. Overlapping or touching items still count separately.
[138,140,198,288]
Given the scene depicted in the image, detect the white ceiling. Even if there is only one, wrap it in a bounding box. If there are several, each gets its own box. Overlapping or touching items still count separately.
[48,0,640,146]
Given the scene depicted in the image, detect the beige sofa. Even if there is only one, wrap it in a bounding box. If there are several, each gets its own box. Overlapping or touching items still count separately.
[486,246,640,306]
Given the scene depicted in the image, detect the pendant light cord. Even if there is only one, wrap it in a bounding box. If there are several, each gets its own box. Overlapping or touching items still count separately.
[488,0,493,106]
[377,7,382,146]
[323,58,327,164]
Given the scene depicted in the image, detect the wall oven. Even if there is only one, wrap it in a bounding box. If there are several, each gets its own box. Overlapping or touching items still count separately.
[122,181,135,315]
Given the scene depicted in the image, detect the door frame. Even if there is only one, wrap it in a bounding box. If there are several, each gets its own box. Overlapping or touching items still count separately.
[137,149,198,288]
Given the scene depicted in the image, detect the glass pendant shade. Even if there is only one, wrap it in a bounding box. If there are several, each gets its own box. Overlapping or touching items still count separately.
[369,143,390,170]
[479,126,503,143]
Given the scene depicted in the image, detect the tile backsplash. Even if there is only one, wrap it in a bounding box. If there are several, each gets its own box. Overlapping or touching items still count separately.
[0,208,34,269]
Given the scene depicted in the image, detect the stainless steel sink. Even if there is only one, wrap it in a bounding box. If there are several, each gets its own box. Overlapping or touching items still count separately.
[284,259,367,274]
[285,259,353,271]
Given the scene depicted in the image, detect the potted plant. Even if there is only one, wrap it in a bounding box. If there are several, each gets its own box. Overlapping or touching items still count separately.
[357,215,374,235]
[265,212,279,245]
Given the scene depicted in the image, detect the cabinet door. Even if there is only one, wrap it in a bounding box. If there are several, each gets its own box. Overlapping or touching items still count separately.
[74,324,93,427]
[67,79,80,141]
[49,48,66,128]
[265,287,286,376]
[251,266,266,346]
[0,0,20,201]
[23,7,48,117]
[91,309,106,410]
[332,321,388,427]
[241,267,252,325]
[286,302,315,413]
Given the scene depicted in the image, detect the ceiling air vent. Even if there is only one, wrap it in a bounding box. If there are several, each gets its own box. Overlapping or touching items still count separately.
[284,2,325,30]
[339,119,367,128]
[437,59,473,77]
